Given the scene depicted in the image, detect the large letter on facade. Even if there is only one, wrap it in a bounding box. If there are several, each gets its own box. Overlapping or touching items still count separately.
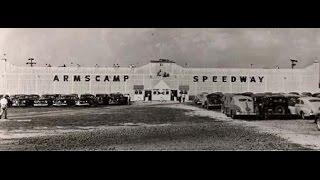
[63,75,69,82]
[222,76,227,82]
[74,75,81,81]
[104,76,109,82]
[203,76,208,82]
[124,75,129,82]
[240,76,247,82]
[231,76,236,82]
[250,77,256,82]
[113,75,120,82]
[85,75,90,82]
[212,76,217,82]
[53,75,59,82]
[193,76,198,82]
[95,75,100,82]
[258,76,264,83]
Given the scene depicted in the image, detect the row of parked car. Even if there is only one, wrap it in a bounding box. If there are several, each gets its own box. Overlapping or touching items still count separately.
[194,91,320,130]
[0,93,131,107]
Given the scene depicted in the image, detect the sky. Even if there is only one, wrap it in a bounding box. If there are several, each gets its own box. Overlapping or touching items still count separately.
[0,28,319,68]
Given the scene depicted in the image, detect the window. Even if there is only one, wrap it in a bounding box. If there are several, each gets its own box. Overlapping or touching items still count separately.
[135,90,138,94]
[239,98,252,102]
[166,90,169,95]
[309,99,320,102]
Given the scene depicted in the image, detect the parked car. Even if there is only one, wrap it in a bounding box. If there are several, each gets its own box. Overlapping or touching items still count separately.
[301,92,313,97]
[202,93,223,109]
[222,94,256,119]
[109,93,129,105]
[294,97,320,119]
[255,94,290,119]
[53,94,77,107]
[76,94,98,106]
[194,92,208,105]
[96,94,110,105]
[11,94,37,107]
[9,94,26,107]
[33,94,57,107]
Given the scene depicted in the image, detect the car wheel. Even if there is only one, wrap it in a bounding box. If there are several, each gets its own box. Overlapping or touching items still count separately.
[275,105,285,115]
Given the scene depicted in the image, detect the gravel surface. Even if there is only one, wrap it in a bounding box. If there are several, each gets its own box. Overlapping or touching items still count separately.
[0,103,309,151]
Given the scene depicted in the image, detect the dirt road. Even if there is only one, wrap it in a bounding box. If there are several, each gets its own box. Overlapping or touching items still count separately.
[0,102,313,150]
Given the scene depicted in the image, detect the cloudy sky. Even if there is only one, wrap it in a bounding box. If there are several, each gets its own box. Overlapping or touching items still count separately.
[0,28,319,68]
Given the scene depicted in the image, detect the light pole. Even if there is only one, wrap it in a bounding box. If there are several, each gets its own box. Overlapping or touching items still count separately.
[26,58,36,67]
[290,59,298,69]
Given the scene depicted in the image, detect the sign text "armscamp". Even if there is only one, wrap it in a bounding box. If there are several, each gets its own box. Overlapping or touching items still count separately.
[53,75,129,82]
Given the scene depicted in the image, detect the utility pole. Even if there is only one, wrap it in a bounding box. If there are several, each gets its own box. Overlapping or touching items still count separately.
[290,59,298,69]
[26,58,36,67]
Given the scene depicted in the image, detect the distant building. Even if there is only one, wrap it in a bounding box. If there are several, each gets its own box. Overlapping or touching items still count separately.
[0,59,319,101]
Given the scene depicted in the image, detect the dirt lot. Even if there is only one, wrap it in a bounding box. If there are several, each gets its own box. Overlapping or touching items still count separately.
[0,102,315,150]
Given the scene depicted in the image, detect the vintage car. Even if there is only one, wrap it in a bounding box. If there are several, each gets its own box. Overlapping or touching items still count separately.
[33,94,58,107]
[202,93,223,109]
[76,94,98,106]
[53,94,77,107]
[194,92,208,105]
[294,97,320,119]
[11,94,38,107]
[9,94,26,107]
[222,94,256,119]
[109,93,129,105]
[301,92,313,97]
[254,94,290,119]
[96,94,110,105]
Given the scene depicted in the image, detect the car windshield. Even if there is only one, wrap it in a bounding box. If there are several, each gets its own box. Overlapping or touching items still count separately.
[81,95,94,98]
[60,95,71,99]
[309,99,320,103]
[269,97,285,102]
[207,94,220,98]
[238,98,252,102]
[42,95,55,99]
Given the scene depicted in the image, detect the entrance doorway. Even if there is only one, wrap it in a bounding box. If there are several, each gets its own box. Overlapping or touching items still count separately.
[171,90,177,101]
[145,90,152,101]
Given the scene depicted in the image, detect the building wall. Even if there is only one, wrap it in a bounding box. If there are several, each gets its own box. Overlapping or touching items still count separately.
[0,60,319,97]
